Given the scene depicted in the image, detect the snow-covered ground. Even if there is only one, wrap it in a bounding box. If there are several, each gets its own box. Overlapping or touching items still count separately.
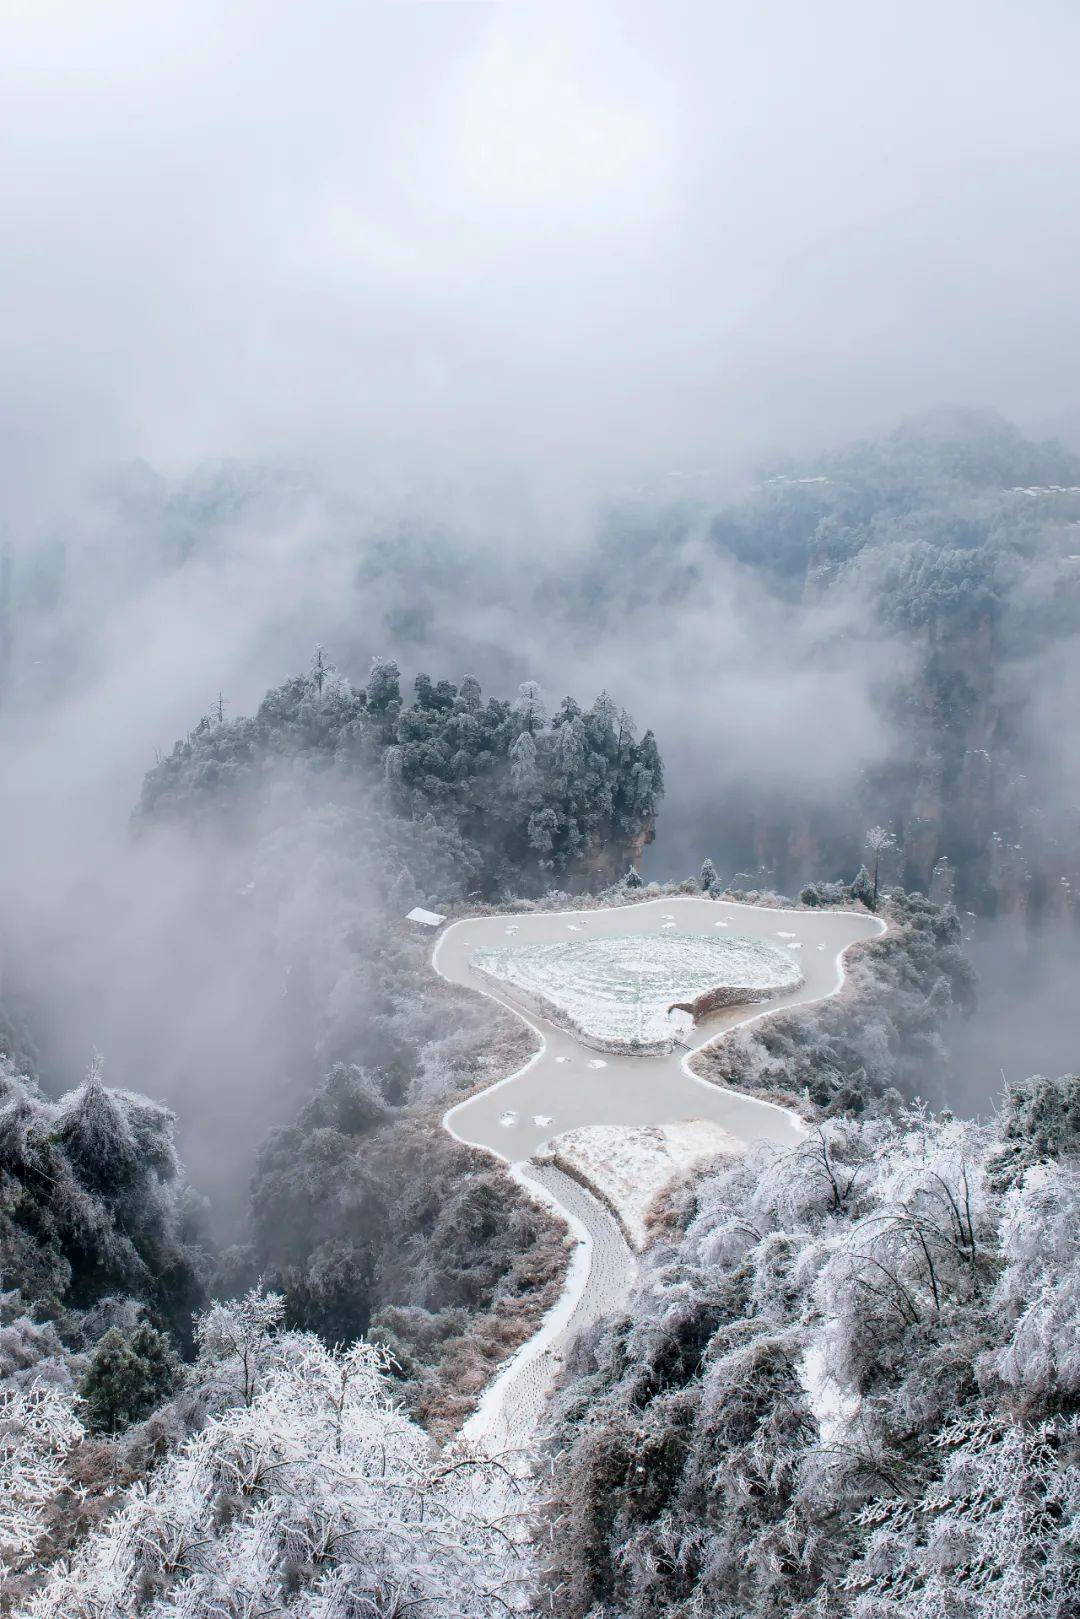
[471,930,801,1053]
[537,1119,741,1249]
[799,1335,861,1442]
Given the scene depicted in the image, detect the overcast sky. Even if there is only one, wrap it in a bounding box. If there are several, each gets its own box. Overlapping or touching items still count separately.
[2,1,1080,509]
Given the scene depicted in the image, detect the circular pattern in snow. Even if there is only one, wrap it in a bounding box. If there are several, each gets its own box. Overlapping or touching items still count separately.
[471,931,803,1054]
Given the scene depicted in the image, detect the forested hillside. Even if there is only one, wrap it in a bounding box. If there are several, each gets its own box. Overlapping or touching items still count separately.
[3,9,1078,1612]
[6,1291,534,1617]
[0,1051,205,1381]
[559,411,1080,917]
[546,905,1080,1619]
[132,660,658,1412]
[692,889,977,1114]
[547,1088,1079,1618]
[1,658,663,1605]
[138,657,662,895]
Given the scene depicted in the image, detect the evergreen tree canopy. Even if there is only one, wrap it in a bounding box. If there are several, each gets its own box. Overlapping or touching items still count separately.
[137,663,663,897]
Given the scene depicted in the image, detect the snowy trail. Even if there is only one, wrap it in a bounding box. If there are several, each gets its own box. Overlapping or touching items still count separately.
[458,1164,634,1449]
[436,895,885,1447]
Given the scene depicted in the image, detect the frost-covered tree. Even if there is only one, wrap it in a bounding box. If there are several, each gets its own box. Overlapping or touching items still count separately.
[509,728,537,788]
[0,1381,83,1572]
[366,654,401,713]
[554,713,588,780]
[865,824,897,903]
[984,1161,1080,1403]
[459,673,483,712]
[24,1300,535,1618]
[194,1287,287,1409]
[986,1071,1080,1191]
[700,856,719,893]
[80,1322,181,1434]
[850,861,877,909]
[514,679,547,735]
[527,805,559,856]
[0,1054,204,1342]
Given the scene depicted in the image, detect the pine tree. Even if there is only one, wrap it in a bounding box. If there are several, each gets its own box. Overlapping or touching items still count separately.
[53,1053,138,1194]
[515,680,547,734]
[849,863,876,909]
[366,656,401,713]
[700,857,719,894]
[81,1322,181,1433]
[864,824,897,904]
[458,674,482,712]
[510,729,538,788]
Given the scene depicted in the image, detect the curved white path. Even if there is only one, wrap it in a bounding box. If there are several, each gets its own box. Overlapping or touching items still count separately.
[436,896,885,1445]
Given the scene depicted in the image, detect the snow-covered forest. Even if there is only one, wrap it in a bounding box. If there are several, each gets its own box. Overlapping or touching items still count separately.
[7,1291,537,1616]
[546,1083,1080,1618]
[2,9,1079,1612]
[2,657,665,1440]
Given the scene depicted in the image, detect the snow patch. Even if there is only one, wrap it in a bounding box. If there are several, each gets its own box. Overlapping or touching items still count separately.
[799,1337,860,1442]
[538,1120,742,1249]
[405,906,446,927]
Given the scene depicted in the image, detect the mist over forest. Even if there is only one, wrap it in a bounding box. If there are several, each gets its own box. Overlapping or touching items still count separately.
[3,409,1077,1162]
[1,7,1077,1618]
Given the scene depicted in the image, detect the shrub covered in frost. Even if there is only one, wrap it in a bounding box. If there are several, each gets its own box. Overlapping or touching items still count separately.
[17,1289,536,1618]
[546,1090,1080,1619]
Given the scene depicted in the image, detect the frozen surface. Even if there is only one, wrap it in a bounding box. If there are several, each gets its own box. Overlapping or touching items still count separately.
[471,930,802,1053]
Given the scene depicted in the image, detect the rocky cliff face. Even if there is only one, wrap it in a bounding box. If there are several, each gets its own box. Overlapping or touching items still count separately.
[715,608,1079,924]
[574,814,655,891]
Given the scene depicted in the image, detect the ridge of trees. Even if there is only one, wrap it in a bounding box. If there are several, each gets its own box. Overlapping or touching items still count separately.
[138,657,663,896]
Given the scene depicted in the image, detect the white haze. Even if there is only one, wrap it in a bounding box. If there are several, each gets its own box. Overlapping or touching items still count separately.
[3,2,1080,500]
[1,2,1078,1207]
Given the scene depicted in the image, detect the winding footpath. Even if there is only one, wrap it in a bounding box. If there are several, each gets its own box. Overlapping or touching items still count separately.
[435,895,885,1448]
